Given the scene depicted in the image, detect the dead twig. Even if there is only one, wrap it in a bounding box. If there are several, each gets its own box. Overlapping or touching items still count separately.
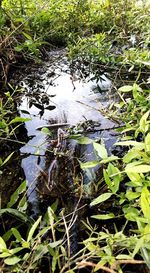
[111,259,146,270]
[77,261,117,273]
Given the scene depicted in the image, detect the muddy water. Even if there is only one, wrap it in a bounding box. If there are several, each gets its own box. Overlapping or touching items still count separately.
[17,49,118,213]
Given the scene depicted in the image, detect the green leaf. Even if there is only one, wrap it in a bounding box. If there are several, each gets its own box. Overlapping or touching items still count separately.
[93,142,108,159]
[79,160,99,169]
[32,245,49,263]
[0,236,7,251]
[9,117,31,125]
[90,192,113,207]
[75,136,93,144]
[126,191,140,201]
[123,149,142,163]
[11,228,22,242]
[7,180,27,208]
[1,152,14,166]
[145,133,150,153]
[41,127,52,135]
[22,31,32,40]
[0,208,32,223]
[141,187,150,219]
[0,252,11,258]
[123,206,139,221]
[4,256,21,265]
[10,247,24,255]
[139,110,150,133]
[27,216,42,242]
[49,240,63,248]
[100,156,118,164]
[125,165,150,173]
[91,213,115,220]
[118,85,133,92]
[115,141,145,150]
[116,254,132,260]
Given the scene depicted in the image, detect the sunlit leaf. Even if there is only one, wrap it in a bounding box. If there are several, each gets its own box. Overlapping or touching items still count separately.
[74,136,93,144]
[9,117,31,124]
[125,164,150,173]
[141,187,150,219]
[100,156,118,164]
[27,216,42,242]
[93,142,108,159]
[115,141,145,150]
[0,236,7,251]
[91,213,115,220]
[79,160,99,169]
[11,228,22,242]
[0,208,32,223]
[41,127,51,135]
[7,181,27,208]
[49,240,63,248]
[118,85,133,92]
[90,192,113,207]
[4,256,21,265]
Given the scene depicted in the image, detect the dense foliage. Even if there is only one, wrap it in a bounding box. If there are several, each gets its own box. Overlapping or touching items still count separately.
[0,1,150,272]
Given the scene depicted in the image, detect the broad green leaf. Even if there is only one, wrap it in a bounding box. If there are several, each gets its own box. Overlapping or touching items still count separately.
[125,165,150,173]
[0,236,7,251]
[116,254,132,260]
[103,169,112,190]
[100,156,118,164]
[139,110,150,133]
[141,247,150,268]
[11,228,22,242]
[41,127,52,135]
[0,252,11,258]
[4,256,21,265]
[74,136,93,144]
[7,180,27,208]
[126,191,140,201]
[0,208,32,223]
[10,247,24,255]
[123,149,141,163]
[49,240,63,248]
[33,245,49,263]
[93,142,108,159]
[115,141,145,150]
[91,213,115,220]
[145,133,150,153]
[141,187,150,219]
[22,31,32,40]
[123,206,139,221]
[27,216,42,242]
[118,85,133,92]
[126,172,141,183]
[9,117,31,125]
[90,192,113,207]
[79,160,99,169]
[132,237,144,258]
[104,163,122,193]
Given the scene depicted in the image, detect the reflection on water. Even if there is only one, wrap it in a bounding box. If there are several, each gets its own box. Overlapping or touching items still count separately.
[18,50,118,213]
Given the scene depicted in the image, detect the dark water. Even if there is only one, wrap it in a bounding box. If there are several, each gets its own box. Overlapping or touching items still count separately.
[16,49,118,214]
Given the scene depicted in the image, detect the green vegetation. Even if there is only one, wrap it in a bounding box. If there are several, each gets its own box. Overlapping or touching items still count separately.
[0,0,150,272]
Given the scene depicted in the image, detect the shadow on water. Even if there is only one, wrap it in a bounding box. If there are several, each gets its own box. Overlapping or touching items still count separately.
[16,49,119,215]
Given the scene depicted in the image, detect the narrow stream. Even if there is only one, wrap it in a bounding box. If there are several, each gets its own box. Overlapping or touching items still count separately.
[17,49,118,214]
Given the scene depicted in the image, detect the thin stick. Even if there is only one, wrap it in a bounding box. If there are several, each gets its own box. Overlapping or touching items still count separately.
[111,259,146,270]
[77,261,117,273]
